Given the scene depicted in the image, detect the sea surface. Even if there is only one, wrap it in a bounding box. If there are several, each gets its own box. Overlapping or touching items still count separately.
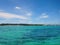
[0,25,60,45]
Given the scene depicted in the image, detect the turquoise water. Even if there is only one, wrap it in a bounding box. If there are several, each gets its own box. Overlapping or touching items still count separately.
[0,25,60,45]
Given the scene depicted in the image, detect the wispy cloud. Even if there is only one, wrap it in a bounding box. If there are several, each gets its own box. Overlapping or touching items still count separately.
[0,12,27,19]
[26,13,32,16]
[13,6,32,23]
[14,6,32,17]
[15,6,21,10]
[36,13,48,21]
[40,13,48,18]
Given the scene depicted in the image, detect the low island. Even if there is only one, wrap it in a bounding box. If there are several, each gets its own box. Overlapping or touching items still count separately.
[0,23,59,26]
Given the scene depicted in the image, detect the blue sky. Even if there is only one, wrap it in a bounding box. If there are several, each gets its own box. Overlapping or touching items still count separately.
[0,0,60,24]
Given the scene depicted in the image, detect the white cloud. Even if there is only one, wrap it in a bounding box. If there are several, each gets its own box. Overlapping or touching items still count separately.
[14,6,32,17]
[40,13,48,18]
[0,12,27,19]
[35,13,48,21]
[15,6,21,10]
[26,13,32,16]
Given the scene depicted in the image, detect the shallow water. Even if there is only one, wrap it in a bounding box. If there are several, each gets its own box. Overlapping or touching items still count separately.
[0,25,60,45]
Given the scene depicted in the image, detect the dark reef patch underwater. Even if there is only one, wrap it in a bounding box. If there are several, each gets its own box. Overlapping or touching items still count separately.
[0,25,60,45]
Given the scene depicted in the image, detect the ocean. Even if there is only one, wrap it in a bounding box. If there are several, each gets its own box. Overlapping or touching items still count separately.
[0,25,60,45]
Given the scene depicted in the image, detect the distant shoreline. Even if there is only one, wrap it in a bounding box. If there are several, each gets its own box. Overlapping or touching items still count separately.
[0,24,44,26]
[0,24,60,26]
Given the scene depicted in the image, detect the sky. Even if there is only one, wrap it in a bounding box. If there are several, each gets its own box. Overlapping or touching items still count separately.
[0,0,60,24]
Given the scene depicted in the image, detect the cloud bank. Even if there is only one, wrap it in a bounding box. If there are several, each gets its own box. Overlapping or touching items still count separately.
[0,12,27,19]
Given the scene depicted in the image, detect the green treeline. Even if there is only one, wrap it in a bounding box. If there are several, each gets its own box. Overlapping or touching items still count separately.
[0,23,59,26]
[0,23,44,26]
